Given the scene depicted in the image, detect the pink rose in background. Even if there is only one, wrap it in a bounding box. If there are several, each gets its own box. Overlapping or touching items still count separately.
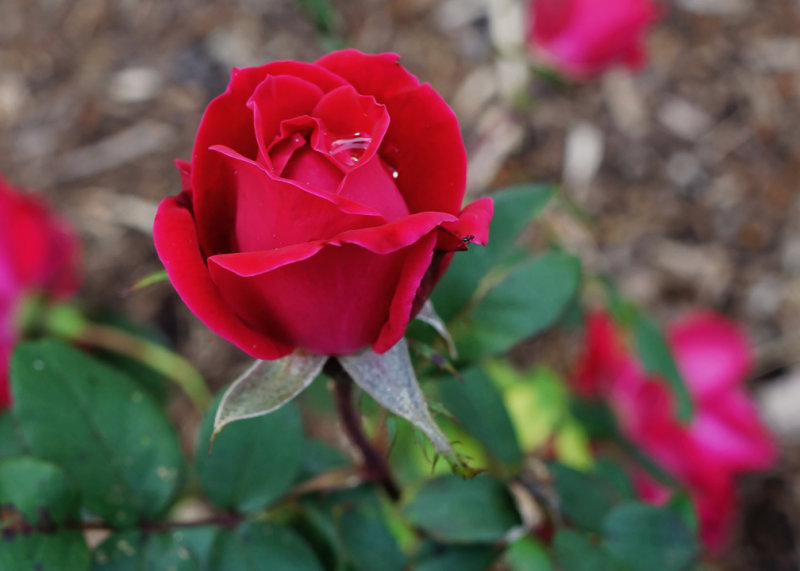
[574,311,776,551]
[528,0,660,78]
[0,176,81,408]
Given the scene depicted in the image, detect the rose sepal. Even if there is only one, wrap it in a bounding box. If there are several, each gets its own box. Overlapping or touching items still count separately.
[415,300,458,360]
[212,351,327,445]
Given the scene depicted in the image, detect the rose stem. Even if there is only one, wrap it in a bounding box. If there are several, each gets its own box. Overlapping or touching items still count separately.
[70,512,243,533]
[326,359,401,501]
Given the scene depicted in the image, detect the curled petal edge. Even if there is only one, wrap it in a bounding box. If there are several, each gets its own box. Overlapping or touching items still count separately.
[153,193,293,360]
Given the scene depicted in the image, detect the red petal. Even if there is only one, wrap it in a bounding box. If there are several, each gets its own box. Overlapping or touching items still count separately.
[209,211,455,278]
[191,63,346,255]
[317,50,467,217]
[210,146,383,254]
[373,232,437,353]
[208,243,410,356]
[335,211,456,254]
[439,196,494,249]
[281,145,344,195]
[210,145,380,217]
[153,192,293,360]
[316,50,419,103]
[205,211,451,354]
[338,156,409,221]
[174,159,192,191]
[247,75,324,166]
[379,84,467,216]
[312,85,390,171]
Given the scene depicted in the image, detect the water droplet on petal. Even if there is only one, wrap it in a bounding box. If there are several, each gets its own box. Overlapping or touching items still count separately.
[329,132,372,166]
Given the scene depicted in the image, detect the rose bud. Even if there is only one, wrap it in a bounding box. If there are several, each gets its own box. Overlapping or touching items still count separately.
[527,0,660,78]
[154,50,493,359]
[574,311,776,551]
[0,176,81,408]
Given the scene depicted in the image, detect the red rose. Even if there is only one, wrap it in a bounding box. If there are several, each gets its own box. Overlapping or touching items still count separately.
[0,175,81,407]
[154,50,492,359]
[574,311,775,551]
[528,0,659,78]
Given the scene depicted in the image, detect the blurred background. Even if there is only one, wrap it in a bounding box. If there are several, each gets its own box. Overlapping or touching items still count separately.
[0,0,798,567]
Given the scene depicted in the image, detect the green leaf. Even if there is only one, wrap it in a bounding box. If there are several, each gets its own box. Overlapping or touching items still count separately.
[593,459,636,500]
[209,521,323,570]
[436,366,523,469]
[432,184,557,321]
[296,439,349,482]
[92,530,204,570]
[454,253,582,359]
[554,529,621,571]
[415,545,500,571]
[213,353,326,441]
[615,436,680,489]
[569,398,618,440]
[492,364,570,452]
[504,537,554,571]
[602,502,700,571]
[403,474,521,543]
[0,411,25,458]
[10,340,184,527]
[303,487,406,571]
[296,498,347,569]
[0,457,90,571]
[197,394,304,512]
[667,492,699,534]
[632,314,693,422]
[551,462,633,533]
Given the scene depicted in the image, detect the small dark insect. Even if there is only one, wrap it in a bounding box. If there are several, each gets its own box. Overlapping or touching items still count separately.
[462,234,474,244]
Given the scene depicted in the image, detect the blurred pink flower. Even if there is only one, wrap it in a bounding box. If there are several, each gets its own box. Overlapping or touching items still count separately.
[0,176,81,408]
[574,311,776,551]
[527,0,660,78]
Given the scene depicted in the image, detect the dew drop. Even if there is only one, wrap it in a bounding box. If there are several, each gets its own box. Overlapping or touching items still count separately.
[329,132,372,166]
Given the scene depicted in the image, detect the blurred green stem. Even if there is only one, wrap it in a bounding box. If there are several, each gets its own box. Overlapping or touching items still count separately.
[46,304,212,412]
